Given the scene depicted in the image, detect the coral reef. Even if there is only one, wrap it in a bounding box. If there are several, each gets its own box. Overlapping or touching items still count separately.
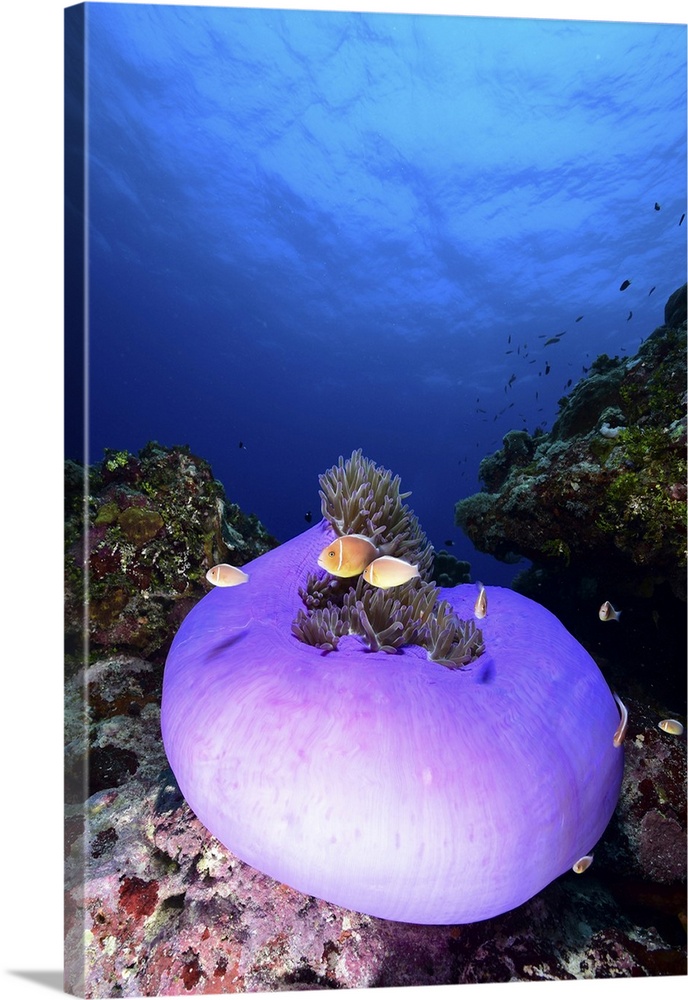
[432,548,472,587]
[455,285,686,613]
[603,696,686,887]
[65,444,686,995]
[65,652,686,996]
[64,441,277,667]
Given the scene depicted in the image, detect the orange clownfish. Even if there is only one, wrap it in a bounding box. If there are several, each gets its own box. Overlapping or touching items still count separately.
[317,534,379,577]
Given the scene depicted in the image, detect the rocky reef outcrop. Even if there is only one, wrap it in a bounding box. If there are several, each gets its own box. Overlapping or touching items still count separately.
[456,285,686,601]
[455,286,686,714]
[64,441,278,668]
[65,438,686,995]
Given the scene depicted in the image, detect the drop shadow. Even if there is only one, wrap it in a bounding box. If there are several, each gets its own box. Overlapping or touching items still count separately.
[7,971,64,993]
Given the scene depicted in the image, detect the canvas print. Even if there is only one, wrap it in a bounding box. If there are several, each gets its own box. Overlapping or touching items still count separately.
[64,2,687,996]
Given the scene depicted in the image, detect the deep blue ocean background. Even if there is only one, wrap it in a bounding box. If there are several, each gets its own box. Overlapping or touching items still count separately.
[68,2,687,586]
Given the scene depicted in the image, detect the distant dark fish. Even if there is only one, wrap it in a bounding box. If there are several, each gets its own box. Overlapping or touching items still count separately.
[627,311,633,321]
[444,539,454,547]
[508,373,516,386]
[477,407,486,413]
[544,336,561,346]
[680,213,686,226]
[508,334,511,344]
[304,510,312,523]
[505,349,514,354]
[545,363,551,375]
[582,365,589,373]
[648,286,656,296]
[654,202,661,211]
[238,441,246,449]
[619,279,631,291]
[566,378,572,387]
[575,315,583,322]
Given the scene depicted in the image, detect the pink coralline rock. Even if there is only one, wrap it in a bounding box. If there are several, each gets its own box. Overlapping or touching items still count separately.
[604,695,686,885]
[65,652,686,997]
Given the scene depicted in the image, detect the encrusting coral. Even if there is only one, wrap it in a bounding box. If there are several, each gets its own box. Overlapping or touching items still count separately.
[64,441,277,666]
[292,450,483,666]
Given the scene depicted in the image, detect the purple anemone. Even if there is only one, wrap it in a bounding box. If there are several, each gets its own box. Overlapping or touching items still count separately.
[161,460,624,925]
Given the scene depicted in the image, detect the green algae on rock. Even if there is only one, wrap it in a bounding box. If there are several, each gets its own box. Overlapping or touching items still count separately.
[455,286,687,601]
[64,441,278,667]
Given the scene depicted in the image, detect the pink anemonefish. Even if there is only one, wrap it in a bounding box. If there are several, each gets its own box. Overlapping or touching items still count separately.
[317,534,379,577]
[362,555,419,589]
[206,563,249,587]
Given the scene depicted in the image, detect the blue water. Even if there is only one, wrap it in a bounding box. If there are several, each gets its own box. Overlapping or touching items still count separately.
[70,2,687,585]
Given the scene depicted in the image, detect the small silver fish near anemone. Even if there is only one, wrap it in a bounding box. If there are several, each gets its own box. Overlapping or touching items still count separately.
[658,719,684,736]
[572,854,594,874]
[206,563,249,587]
[474,583,487,620]
[599,600,621,622]
[362,555,419,589]
[612,692,628,747]
[317,534,379,577]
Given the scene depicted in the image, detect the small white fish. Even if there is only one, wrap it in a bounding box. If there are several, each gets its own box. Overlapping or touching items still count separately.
[206,563,249,587]
[474,583,487,619]
[599,601,621,622]
[362,555,419,589]
[612,692,628,747]
[572,854,594,874]
[658,719,684,736]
